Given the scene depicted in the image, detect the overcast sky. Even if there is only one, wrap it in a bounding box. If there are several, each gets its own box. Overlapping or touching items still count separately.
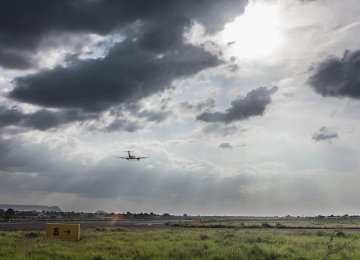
[1,0,360,216]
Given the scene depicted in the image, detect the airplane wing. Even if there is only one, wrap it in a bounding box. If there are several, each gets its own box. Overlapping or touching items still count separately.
[116,157,128,159]
[137,156,149,159]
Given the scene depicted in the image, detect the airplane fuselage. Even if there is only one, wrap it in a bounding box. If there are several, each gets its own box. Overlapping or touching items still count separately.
[117,151,148,161]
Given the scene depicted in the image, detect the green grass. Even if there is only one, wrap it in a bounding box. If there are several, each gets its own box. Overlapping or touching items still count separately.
[0,228,359,259]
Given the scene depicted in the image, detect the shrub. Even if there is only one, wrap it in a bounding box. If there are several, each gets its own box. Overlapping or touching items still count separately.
[275,223,286,228]
[24,231,40,239]
[335,231,346,237]
[261,223,273,228]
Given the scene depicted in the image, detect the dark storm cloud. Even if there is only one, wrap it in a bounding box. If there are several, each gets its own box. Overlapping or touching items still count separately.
[92,101,171,132]
[120,102,171,123]
[105,110,169,132]
[197,86,278,123]
[105,118,142,132]
[0,49,34,69]
[10,42,220,112]
[219,143,233,149]
[0,0,247,68]
[309,50,360,99]
[0,106,97,130]
[136,19,186,53]
[312,127,338,142]
[4,0,247,130]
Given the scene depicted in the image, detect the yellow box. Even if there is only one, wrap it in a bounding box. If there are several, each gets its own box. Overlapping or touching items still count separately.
[46,223,80,241]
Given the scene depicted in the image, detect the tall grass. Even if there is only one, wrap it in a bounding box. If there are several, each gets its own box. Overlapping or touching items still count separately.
[0,228,359,259]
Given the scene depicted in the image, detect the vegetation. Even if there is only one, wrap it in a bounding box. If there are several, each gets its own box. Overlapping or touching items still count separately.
[167,219,360,230]
[2,207,360,225]
[3,208,15,220]
[0,228,359,259]
[0,209,177,222]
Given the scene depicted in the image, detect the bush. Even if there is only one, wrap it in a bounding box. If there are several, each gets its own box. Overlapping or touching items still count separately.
[4,208,15,220]
[275,223,286,228]
[335,231,346,237]
[261,223,273,228]
[24,231,40,239]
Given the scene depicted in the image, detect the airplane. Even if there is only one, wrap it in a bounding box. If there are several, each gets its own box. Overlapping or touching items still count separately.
[117,151,149,161]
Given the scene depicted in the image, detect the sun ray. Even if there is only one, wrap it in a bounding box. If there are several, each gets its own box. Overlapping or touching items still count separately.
[221,1,285,60]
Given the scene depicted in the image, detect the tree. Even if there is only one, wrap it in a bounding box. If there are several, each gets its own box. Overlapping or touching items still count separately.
[4,208,15,220]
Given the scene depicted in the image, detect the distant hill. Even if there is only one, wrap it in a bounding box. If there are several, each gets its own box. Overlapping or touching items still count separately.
[0,204,62,212]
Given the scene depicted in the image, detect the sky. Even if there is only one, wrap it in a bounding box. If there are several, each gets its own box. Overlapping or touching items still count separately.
[1,0,360,216]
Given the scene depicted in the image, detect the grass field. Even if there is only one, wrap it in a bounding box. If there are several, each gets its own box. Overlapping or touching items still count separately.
[0,227,359,259]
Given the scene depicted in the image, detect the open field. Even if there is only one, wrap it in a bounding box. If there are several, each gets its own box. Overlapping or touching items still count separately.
[1,227,360,259]
[3,217,360,232]
[168,218,360,230]
[0,220,169,231]
[0,217,360,232]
